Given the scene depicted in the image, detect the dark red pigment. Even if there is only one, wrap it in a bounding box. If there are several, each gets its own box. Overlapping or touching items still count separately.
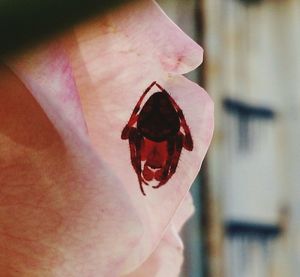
[121,81,193,195]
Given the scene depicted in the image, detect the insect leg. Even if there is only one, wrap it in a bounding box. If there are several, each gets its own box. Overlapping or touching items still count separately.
[165,94,193,151]
[168,133,184,176]
[153,133,183,189]
[154,82,164,92]
[128,128,147,195]
[152,137,175,188]
[121,81,157,139]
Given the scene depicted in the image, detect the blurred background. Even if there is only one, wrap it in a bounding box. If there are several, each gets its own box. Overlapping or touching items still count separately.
[157,0,300,276]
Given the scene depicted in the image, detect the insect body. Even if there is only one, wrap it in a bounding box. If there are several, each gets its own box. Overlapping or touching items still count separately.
[121,81,193,195]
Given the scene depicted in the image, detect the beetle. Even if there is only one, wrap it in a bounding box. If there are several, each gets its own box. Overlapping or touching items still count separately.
[121,81,193,195]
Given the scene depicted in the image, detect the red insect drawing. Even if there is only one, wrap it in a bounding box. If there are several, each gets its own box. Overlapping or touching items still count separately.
[121,81,193,195]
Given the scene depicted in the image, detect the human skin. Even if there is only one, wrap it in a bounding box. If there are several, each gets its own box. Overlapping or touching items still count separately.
[0,1,213,276]
[0,63,142,276]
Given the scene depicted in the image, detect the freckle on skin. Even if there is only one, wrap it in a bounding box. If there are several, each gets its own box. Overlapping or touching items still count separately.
[175,55,184,68]
[159,50,187,72]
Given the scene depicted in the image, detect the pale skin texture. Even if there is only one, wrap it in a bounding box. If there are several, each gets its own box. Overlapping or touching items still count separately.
[1,1,213,276]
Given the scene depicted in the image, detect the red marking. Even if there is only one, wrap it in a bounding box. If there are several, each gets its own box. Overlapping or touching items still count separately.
[143,166,154,181]
[142,140,167,166]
